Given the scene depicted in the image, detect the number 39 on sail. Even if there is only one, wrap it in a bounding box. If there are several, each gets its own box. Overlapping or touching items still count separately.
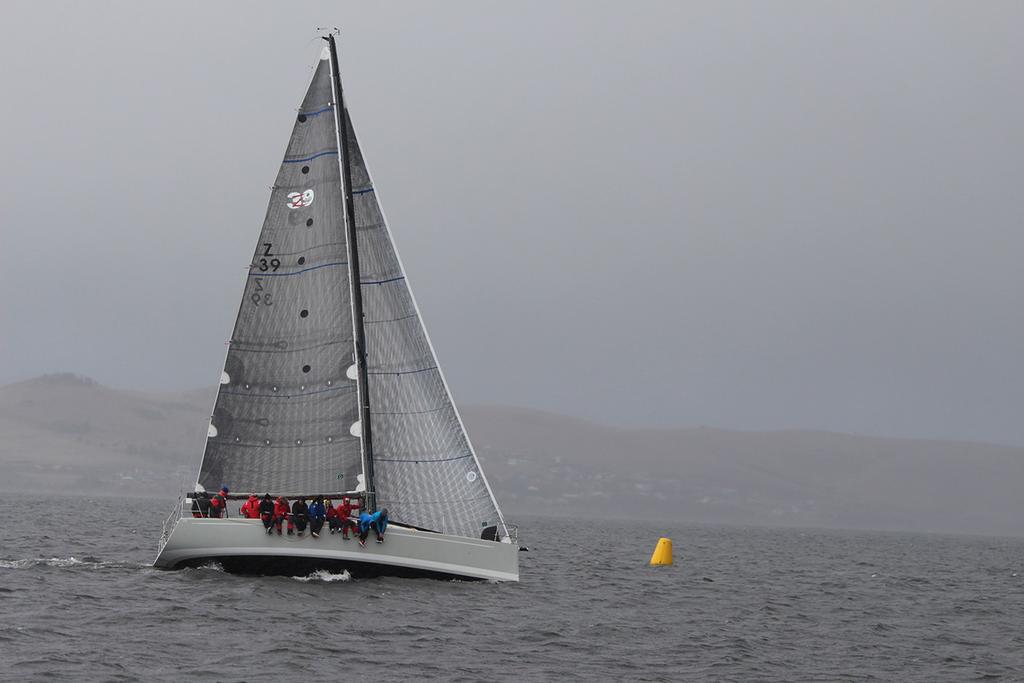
[155,35,519,582]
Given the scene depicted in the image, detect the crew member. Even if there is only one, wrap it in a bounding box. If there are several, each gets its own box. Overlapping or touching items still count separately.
[358,508,389,547]
[326,498,338,532]
[291,498,310,537]
[273,496,292,535]
[331,497,358,540]
[258,494,275,534]
[240,493,260,519]
[308,496,327,539]
[209,486,229,518]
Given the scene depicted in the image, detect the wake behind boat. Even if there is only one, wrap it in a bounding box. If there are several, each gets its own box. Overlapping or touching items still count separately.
[154,34,518,581]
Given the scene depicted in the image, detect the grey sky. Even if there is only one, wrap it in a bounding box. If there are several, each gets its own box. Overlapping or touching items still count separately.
[1,1,1021,445]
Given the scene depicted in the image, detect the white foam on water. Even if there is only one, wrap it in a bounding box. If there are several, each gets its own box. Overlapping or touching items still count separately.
[193,561,225,572]
[6,557,145,571]
[0,557,99,569]
[293,569,351,583]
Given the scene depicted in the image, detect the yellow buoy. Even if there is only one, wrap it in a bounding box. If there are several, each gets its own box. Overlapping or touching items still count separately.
[649,537,673,566]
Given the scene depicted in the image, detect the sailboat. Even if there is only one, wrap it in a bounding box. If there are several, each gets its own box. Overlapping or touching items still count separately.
[154,35,519,582]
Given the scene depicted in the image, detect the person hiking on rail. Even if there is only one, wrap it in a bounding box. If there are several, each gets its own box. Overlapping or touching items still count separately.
[240,493,260,519]
[291,497,309,537]
[273,496,292,535]
[258,493,275,534]
[330,497,358,540]
[209,485,229,518]
[308,496,327,539]
[325,498,338,533]
[358,508,389,547]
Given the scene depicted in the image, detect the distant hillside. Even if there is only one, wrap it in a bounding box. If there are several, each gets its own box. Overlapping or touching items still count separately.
[0,374,213,495]
[2,374,1023,536]
[468,406,1024,536]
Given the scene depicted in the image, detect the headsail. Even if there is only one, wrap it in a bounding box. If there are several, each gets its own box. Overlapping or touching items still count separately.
[199,52,363,496]
[340,109,508,540]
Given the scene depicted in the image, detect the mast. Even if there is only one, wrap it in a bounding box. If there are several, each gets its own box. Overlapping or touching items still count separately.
[325,33,376,511]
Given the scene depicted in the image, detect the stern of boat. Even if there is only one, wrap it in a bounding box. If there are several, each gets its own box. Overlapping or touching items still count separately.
[157,494,186,558]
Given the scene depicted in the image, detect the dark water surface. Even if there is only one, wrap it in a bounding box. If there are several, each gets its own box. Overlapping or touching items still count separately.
[2,495,1024,681]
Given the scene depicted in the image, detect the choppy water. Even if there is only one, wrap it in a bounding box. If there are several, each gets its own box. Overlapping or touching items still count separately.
[2,495,1024,681]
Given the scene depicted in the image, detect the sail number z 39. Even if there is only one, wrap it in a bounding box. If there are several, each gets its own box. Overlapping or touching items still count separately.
[251,277,272,306]
[256,242,280,272]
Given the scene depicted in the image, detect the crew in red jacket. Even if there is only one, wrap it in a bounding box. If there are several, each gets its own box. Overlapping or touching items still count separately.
[272,496,293,535]
[240,493,260,519]
[209,486,229,518]
[330,497,359,539]
[326,498,338,531]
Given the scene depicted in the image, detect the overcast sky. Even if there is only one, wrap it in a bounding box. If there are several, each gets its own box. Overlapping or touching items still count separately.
[1,1,1021,445]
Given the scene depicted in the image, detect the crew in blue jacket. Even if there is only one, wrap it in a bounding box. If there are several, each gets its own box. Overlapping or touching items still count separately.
[307,496,327,539]
[358,508,389,547]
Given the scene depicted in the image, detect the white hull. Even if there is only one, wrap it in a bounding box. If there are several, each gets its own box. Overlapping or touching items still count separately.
[154,517,519,582]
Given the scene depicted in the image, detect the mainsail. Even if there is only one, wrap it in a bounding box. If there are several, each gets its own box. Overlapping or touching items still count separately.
[198,42,507,541]
[199,54,361,497]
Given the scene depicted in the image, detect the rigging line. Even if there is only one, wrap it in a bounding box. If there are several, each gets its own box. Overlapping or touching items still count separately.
[230,338,354,354]
[298,104,334,117]
[257,240,347,258]
[227,340,287,349]
[361,275,406,285]
[283,150,338,163]
[368,365,438,376]
[218,438,356,450]
[371,405,448,416]
[364,313,418,325]
[248,261,347,277]
[377,494,493,505]
[220,385,350,399]
[220,414,348,428]
[374,453,473,463]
